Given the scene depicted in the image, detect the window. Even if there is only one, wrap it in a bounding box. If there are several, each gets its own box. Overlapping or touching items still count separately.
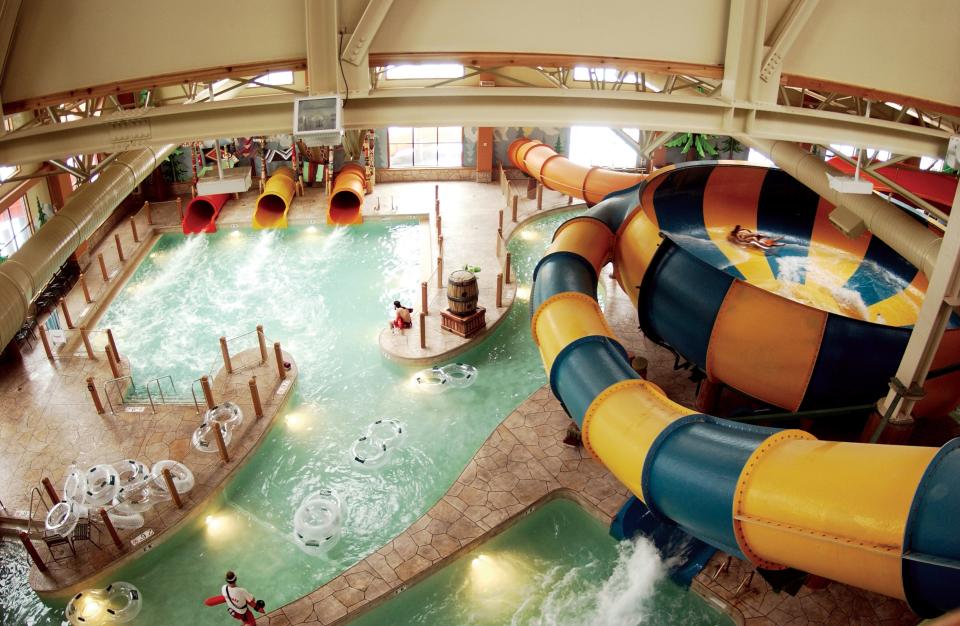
[388,127,462,168]
[572,66,660,92]
[384,64,464,80]
[0,197,31,257]
[247,71,294,88]
[0,164,18,182]
[569,126,641,169]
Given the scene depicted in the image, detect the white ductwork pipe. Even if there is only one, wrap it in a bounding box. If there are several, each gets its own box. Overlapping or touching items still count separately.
[739,137,942,277]
[0,144,175,348]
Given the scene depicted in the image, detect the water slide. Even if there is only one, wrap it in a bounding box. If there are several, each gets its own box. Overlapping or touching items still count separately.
[826,156,958,211]
[327,163,366,225]
[513,139,960,616]
[252,166,295,229]
[181,194,230,234]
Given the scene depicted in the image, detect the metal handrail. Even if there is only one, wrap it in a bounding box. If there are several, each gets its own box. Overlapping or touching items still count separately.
[25,486,50,537]
[103,374,136,414]
[145,375,177,405]
[190,377,206,415]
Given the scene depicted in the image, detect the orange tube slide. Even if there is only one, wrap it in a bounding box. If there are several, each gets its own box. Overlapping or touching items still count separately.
[508,138,645,206]
[327,163,366,225]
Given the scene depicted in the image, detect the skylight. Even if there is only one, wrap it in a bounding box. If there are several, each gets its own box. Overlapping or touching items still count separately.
[384,64,464,80]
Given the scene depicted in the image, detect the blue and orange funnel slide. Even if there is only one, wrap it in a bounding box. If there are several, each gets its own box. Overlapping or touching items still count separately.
[252,166,295,229]
[182,194,230,234]
[517,137,960,617]
[327,163,366,225]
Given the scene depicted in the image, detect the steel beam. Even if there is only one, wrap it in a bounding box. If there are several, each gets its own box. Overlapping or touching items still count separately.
[341,0,394,67]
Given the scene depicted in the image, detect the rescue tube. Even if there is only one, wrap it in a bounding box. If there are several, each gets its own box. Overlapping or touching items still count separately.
[151,460,195,494]
[192,421,233,453]
[204,402,243,431]
[293,489,343,555]
[440,363,478,388]
[65,581,142,625]
[45,501,81,537]
[85,464,120,506]
[414,367,448,393]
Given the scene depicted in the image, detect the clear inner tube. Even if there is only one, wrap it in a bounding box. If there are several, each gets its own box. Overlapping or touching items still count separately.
[368,418,404,446]
[351,435,388,468]
[45,501,80,537]
[106,510,145,530]
[84,464,120,506]
[293,489,343,555]
[440,362,478,388]
[65,581,142,626]
[63,465,87,504]
[204,401,244,431]
[414,367,448,393]
[114,459,150,487]
[112,482,155,514]
[192,421,233,453]
[151,460,195,494]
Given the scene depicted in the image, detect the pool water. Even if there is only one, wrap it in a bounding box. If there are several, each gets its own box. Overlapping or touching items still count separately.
[350,498,731,626]
[2,211,588,625]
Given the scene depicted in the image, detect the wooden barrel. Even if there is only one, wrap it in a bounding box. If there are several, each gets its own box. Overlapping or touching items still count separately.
[447,270,478,316]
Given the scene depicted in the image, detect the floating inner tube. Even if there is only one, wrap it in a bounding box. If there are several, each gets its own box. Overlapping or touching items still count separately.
[440,363,478,388]
[293,489,343,555]
[85,464,120,506]
[204,402,243,431]
[65,581,142,626]
[414,367,448,393]
[45,501,80,537]
[368,418,404,446]
[351,435,389,468]
[192,421,233,453]
[63,465,87,504]
[151,460,195,494]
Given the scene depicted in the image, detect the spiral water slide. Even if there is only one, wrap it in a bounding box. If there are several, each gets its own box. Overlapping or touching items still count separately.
[512,138,960,616]
[327,163,366,225]
[252,167,296,229]
[182,194,230,234]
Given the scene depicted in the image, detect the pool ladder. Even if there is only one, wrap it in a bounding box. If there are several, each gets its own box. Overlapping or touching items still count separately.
[102,374,178,414]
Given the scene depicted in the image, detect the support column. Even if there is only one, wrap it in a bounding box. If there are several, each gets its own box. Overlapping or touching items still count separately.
[305,0,339,95]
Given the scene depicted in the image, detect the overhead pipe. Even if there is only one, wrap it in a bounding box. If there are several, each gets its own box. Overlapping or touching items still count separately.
[507,137,645,206]
[0,144,176,349]
[252,166,295,229]
[327,163,366,225]
[739,137,942,277]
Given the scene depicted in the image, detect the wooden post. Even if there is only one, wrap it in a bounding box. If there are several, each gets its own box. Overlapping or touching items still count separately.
[59,297,74,329]
[496,273,503,308]
[435,200,440,220]
[505,252,512,284]
[219,336,233,374]
[438,235,443,257]
[436,257,443,288]
[144,201,153,225]
[38,326,54,360]
[161,468,183,508]
[106,328,120,362]
[98,252,109,281]
[41,477,59,503]
[176,197,184,221]
[18,532,47,572]
[99,508,124,550]
[200,375,215,409]
[419,312,426,349]
[436,214,442,241]
[511,195,518,223]
[256,325,267,363]
[434,184,439,203]
[212,423,230,464]
[80,329,95,359]
[498,209,503,231]
[105,346,121,378]
[273,342,286,379]
[249,376,263,419]
[420,282,428,315]
[86,376,104,414]
[129,216,139,243]
[79,273,92,303]
[536,182,543,209]
[114,233,125,262]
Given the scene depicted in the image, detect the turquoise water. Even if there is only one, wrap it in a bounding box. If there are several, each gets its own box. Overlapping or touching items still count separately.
[2,212,582,625]
[351,499,731,626]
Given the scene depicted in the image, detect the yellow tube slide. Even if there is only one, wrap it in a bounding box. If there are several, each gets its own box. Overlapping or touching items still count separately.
[253,166,295,229]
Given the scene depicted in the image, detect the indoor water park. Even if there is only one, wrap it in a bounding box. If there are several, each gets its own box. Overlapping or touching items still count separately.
[0,2,958,625]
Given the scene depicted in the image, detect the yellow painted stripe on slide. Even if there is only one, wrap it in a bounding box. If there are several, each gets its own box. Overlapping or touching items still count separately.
[806,198,871,291]
[612,173,664,308]
[701,167,778,287]
[548,217,615,274]
[531,292,618,372]
[733,434,937,599]
[867,273,926,327]
[581,379,696,497]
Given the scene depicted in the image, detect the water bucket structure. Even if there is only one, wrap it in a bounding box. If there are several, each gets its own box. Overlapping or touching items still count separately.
[446,270,478,317]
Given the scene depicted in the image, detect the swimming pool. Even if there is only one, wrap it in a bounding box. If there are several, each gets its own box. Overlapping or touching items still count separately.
[350,498,731,625]
[3,211,588,624]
